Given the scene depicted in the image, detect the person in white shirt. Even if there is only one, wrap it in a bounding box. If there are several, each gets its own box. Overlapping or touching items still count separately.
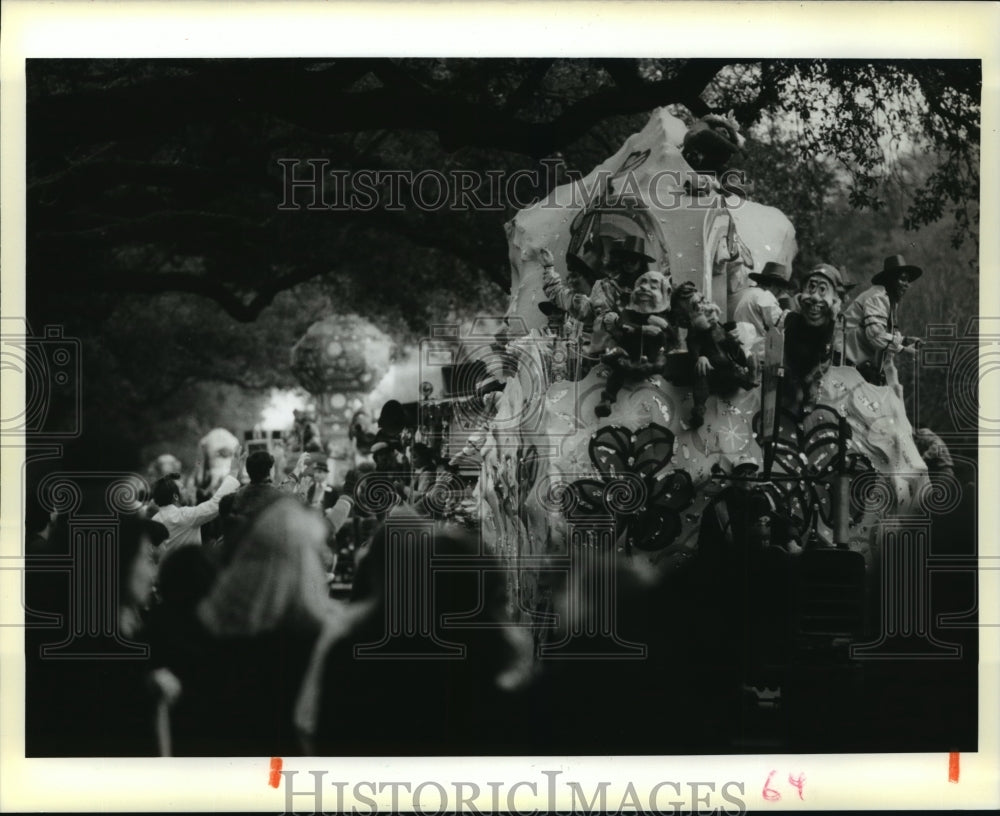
[729,261,793,339]
[152,446,245,561]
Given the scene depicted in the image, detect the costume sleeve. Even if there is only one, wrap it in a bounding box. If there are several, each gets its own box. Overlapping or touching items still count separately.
[278,470,321,506]
[741,290,783,332]
[862,293,903,352]
[410,470,434,505]
[542,266,594,321]
[324,496,353,534]
[172,474,239,526]
[721,331,749,367]
[588,279,620,318]
[686,328,707,359]
[601,311,622,335]
[656,316,682,353]
[763,299,784,331]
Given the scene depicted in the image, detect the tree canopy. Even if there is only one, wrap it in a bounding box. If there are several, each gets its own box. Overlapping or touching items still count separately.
[29,58,980,323]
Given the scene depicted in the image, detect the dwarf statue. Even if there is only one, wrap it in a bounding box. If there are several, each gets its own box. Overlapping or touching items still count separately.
[682,111,746,176]
[540,235,657,356]
[671,281,756,429]
[594,270,678,418]
[782,263,844,411]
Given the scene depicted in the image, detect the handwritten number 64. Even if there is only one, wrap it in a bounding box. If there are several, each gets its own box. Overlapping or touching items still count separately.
[763,770,806,801]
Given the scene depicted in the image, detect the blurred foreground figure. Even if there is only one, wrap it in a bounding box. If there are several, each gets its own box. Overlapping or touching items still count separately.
[166,498,345,756]
[28,517,176,756]
[297,524,534,755]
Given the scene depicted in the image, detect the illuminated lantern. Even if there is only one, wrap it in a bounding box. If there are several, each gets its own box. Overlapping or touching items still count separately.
[291,315,392,395]
[290,316,393,431]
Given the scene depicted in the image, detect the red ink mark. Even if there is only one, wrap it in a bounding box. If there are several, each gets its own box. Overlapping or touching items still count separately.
[762,769,781,802]
[761,770,806,802]
[269,756,283,788]
[948,752,960,783]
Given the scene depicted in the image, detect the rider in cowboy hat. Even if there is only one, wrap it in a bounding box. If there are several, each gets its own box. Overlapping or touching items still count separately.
[606,236,656,288]
[729,261,794,341]
[842,255,923,385]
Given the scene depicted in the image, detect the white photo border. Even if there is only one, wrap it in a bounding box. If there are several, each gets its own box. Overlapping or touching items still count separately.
[2,1,998,811]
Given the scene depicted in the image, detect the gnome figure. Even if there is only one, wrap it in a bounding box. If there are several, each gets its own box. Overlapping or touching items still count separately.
[540,236,657,357]
[671,282,756,429]
[682,111,746,176]
[783,264,844,411]
[594,270,678,418]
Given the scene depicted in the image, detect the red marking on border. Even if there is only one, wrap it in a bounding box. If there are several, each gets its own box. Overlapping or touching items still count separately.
[948,752,960,783]
[269,757,284,788]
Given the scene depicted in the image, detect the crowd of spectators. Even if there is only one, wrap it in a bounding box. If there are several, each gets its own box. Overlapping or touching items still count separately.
[24,397,506,757]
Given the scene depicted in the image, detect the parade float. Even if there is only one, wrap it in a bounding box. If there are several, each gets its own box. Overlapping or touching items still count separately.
[471,108,929,625]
